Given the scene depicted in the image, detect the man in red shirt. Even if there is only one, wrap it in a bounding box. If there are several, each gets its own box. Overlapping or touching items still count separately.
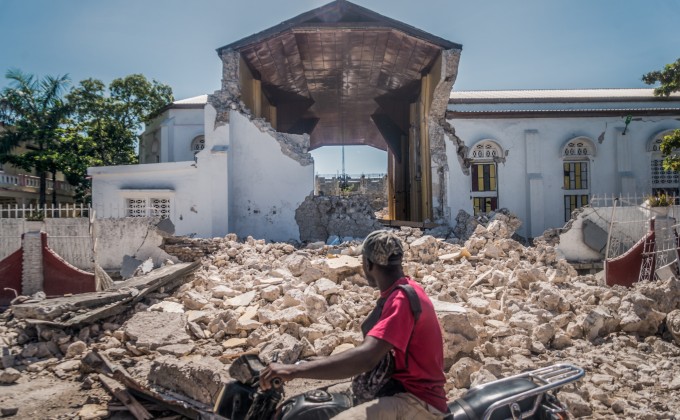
[260,230,448,419]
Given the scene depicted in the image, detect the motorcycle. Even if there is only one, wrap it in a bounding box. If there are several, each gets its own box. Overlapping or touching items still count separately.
[214,354,584,420]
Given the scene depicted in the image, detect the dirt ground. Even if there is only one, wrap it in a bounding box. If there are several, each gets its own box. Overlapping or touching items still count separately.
[0,371,346,419]
[0,375,108,419]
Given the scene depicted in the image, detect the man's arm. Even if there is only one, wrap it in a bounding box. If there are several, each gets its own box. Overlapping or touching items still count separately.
[259,336,392,389]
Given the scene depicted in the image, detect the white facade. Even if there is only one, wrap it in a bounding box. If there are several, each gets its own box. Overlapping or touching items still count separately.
[89,89,680,241]
[446,89,680,239]
[89,98,314,241]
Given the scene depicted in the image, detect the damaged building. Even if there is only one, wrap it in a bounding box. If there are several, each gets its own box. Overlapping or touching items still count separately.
[88,0,680,242]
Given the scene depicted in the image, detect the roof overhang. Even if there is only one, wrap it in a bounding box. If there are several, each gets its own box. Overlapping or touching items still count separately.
[218,0,462,150]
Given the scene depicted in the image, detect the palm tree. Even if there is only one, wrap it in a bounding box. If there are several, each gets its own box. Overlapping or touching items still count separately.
[0,68,71,207]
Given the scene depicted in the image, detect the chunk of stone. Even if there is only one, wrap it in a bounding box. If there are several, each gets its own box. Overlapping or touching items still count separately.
[122,312,191,351]
[261,285,281,302]
[182,291,209,310]
[225,291,257,308]
[148,301,185,313]
[439,312,479,369]
[149,355,230,405]
[408,235,438,264]
[581,307,619,341]
[157,343,195,356]
[314,255,363,282]
[259,333,302,364]
[77,404,109,420]
[212,285,237,299]
[314,278,340,297]
[558,392,593,417]
[223,338,248,349]
[667,309,680,346]
[618,292,666,336]
[283,254,312,277]
[448,357,483,388]
[330,343,355,355]
[0,367,20,384]
[65,341,87,359]
[258,307,310,326]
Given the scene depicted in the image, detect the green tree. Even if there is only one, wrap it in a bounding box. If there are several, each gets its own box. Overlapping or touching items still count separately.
[65,74,173,201]
[0,68,71,207]
[643,58,680,171]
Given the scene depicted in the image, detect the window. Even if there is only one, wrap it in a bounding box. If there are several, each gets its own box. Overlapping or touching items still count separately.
[474,197,498,215]
[126,197,171,219]
[469,140,502,216]
[648,133,679,200]
[562,137,594,221]
[472,163,497,192]
[563,162,588,190]
[564,195,589,222]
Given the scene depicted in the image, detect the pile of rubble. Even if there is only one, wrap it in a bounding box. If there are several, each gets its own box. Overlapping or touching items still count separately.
[2,212,680,418]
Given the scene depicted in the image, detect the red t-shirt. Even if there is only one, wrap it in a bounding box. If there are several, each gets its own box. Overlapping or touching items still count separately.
[367,277,448,413]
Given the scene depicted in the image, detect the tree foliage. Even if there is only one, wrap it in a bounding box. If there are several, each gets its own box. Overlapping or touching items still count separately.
[643,58,680,171]
[1,70,174,204]
[0,68,71,206]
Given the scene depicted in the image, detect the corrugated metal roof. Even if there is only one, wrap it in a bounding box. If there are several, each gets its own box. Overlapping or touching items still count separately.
[449,101,680,113]
[173,95,208,106]
[449,88,680,102]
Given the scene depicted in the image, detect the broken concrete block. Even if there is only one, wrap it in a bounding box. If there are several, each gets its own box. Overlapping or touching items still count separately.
[157,343,195,357]
[0,368,21,384]
[224,291,257,308]
[156,217,176,236]
[314,278,340,297]
[148,301,185,313]
[582,218,608,254]
[259,333,302,364]
[120,255,143,279]
[65,341,87,359]
[182,290,209,310]
[448,357,483,388]
[122,312,191,351]
[149,355,229,404]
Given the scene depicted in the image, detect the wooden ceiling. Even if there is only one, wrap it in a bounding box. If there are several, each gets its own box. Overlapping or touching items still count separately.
[220,1,461,150]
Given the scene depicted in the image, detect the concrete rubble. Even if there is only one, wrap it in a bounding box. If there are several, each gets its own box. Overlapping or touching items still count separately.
[0,211,679,418]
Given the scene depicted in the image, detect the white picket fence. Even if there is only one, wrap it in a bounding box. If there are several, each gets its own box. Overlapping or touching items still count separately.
[0,203,91,219]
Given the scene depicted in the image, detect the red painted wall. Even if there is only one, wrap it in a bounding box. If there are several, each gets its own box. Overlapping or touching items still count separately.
[605,230,655,288]
[41,233,96,296]
[0,249,23,307]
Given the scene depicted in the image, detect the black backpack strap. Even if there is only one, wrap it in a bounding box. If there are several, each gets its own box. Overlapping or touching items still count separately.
[396,284,421,368]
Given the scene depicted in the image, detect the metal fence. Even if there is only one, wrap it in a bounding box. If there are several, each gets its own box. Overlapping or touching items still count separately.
[0,203,90,219]
[590,194,680,269]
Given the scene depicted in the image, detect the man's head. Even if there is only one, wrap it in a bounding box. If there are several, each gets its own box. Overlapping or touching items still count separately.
[361,230,404,287]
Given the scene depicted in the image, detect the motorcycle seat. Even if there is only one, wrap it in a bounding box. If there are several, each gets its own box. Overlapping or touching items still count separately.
[447,377,539,420]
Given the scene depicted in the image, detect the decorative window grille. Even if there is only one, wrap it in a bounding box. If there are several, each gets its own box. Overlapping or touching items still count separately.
[470,141,502,159]
[126,197,171,219]
[191,136,205,156]
[563,141,591,157]
[126,199,147,217]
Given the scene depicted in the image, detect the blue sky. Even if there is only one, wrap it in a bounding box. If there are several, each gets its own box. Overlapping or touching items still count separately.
[2,0,679,175]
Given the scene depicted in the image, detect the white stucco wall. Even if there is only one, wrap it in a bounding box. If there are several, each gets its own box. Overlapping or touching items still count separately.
[140,108,205,164]
[228,111,314,242]
[88,161,214,237]
[446,115,680,238]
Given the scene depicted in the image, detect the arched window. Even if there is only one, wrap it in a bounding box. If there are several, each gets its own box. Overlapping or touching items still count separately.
[561,137,594,221]
[648,130,679,198]
[468,140,503,216]
[191,136,205,158]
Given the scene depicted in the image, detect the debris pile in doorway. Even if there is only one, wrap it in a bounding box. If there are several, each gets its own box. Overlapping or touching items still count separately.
[1,212,679,418]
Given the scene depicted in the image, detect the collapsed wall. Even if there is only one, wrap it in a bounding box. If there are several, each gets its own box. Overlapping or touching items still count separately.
[2,211,680,418]
[295,194,384,243]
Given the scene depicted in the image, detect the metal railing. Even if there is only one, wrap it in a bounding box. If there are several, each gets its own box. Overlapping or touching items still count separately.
[0,203,90,219]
